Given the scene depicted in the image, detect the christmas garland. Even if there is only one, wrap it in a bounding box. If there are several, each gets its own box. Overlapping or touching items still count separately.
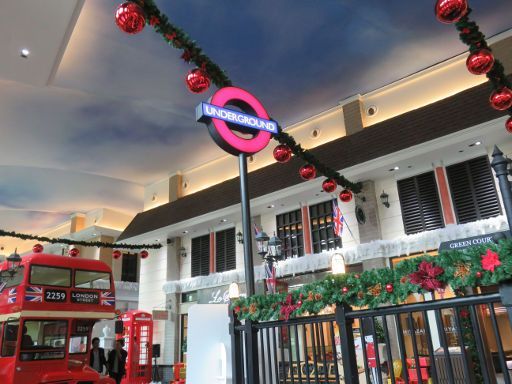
[0,229,161,250]
[231,239,512,322]
[119,0,362,193]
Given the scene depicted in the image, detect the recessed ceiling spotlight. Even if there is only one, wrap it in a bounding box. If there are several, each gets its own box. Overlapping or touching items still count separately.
[182,230,189,234]
[459,150,464,153]
[92,233,97,237]
[20,48,30,58]
[267,204,275,209]
[469,141,482,147]
[155,239,160,242]
[389,166,400,171]
[220,219,228,223]
[407,165,412,169]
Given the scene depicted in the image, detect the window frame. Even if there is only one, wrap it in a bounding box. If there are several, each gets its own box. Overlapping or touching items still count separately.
[215,227,236,273]
[121,252,138,282]
[309,200,342,254]
[1,320,19,357]
[29,265,72,288]
[191,234,211,277]
[74,269,112,291]
[19,319,68,361]
[276,209,304,259]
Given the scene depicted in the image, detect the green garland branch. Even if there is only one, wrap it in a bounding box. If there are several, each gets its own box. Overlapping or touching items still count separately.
[455,8,512,116]
[136,0,361,193]
[0,229,161,250]
[231,239,512,322]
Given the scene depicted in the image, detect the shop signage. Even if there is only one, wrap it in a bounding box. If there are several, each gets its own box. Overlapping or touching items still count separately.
[71,291,99,304]
[438,231,505,252]
[196,86,277,156]
[197,284,246,305]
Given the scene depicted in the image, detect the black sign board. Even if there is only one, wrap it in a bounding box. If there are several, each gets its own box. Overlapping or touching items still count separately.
[71,291,99,304]
[44,289,67,303]
[439,231,507,252]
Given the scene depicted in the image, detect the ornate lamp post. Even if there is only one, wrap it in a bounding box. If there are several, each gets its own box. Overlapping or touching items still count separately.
[1,249,22,282]
[255,231,283,293]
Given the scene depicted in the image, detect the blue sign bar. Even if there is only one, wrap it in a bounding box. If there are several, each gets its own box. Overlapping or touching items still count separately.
[196,102,278,134]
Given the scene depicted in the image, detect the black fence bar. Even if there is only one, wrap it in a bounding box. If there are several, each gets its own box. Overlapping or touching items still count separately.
[336,304,359,384]
[468,304,492,384]
[394,313,410,384]
[421,310,439,384]
[358,319,372,384]
[488,302,511,384]
[453,309,473,382]
[382,315,396,384]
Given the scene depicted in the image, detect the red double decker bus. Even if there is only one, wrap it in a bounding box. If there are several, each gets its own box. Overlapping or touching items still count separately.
[0,252,117,384]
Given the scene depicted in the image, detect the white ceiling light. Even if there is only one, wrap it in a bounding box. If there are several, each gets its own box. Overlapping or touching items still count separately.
[20,48,30,58]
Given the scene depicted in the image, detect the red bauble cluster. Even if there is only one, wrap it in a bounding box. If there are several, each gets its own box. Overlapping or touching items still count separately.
[434,0,468,24]
[339,189,353,203]
[33,244,44,253]
[342,287,349,294]
[273,145,292,163]
[185,68,211,94]
[69,248,80,257]
[322,179,337,193]
[385,284,394,293]
[506,117,512,134]
[140,250,149,259]
[466,49,495,75]
[299,164,316,180]
[113,250,122,259]
[115,2,146,35]
[475,271,482,279]
[490,88,512,111]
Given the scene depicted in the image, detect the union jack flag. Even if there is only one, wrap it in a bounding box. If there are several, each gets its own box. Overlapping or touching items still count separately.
[332,199,344,238]
[8,287,17,304]
[265,262,277,294]
[25,286,43,302]
[100,291,115,306]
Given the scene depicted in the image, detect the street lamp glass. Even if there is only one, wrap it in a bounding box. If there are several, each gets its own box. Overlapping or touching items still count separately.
[236,231,243,244]
[268,235,283,259]
[6,250,22,276]
[228,282,240,299]
[255,231,269,255]
[331,253,346,275]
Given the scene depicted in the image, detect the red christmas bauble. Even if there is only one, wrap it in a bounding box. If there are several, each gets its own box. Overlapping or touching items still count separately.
[342,287,349,294]
[140,250,149,259]
[299,164,316,180]
[339,189,353,203]
[386,284,394,293]
[466,49,495,75]
[322,179,337,193]
[354,274,360,279]
[185,68,210,94]
[506,117,512,134]
[33,244,44,253]
[435,0,468,24]
[297,300,302,306]
[69,248,80,257]
[490,88,512,111]
[115,2,146,34]
[273,145,292,163]
[113,250,122,259]
[476,271,482,278]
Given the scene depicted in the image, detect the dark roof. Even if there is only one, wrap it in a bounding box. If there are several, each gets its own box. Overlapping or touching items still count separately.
[118,79,507,241]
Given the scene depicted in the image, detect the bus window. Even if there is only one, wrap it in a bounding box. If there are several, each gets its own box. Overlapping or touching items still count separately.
[20,320,67,361]
[2,321,19,357]
[75,270,111,290]
[69,335,88,354]
[30,265,71,287]
[2,266,25,290]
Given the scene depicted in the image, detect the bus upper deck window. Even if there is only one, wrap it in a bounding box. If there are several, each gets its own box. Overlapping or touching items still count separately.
[75,270,111,290]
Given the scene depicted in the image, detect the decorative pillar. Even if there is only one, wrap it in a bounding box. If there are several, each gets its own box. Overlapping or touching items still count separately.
[434,167,456,225]
[301,204,313,254]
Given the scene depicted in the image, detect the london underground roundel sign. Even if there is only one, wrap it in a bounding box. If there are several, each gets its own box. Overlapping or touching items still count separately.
[196,87,278,156]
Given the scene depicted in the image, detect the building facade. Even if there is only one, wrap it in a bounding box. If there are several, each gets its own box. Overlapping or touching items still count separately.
[118,31,512,373]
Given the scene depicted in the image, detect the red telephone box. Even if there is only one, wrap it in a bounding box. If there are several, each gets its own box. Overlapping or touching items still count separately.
[119,310,153,384]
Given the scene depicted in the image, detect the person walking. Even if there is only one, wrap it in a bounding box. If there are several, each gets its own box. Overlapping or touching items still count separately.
[108,339,127,384]
[89,337,107,374]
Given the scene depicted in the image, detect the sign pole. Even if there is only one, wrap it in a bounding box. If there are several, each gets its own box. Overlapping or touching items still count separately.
[491,146,512,236]
[239,153,256,296]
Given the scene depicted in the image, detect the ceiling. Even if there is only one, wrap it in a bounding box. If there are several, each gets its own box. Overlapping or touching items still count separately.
[0,0,511,252]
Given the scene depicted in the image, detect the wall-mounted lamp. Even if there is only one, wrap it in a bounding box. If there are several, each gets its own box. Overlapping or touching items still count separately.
[236,231,243,244]
[179,246,187,258]
[331,253,346,275]
[228,282,240,299]
[380,191,390,208]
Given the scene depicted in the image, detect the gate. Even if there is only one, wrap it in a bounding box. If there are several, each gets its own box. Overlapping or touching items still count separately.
[231,283,512,384]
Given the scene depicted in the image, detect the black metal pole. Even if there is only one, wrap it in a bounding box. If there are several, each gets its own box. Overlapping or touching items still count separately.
[335,304,359,384]
[239,153,256,296]
[491,145,512,235]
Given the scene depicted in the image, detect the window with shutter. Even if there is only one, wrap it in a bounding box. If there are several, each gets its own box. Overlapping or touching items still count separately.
[446,156,501,224]
[309,200,342,254]
[215,228,236,273]
[191,234,210,277]
[121,253,138,282]
[276,209,304,258]
[397,171,444,235]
